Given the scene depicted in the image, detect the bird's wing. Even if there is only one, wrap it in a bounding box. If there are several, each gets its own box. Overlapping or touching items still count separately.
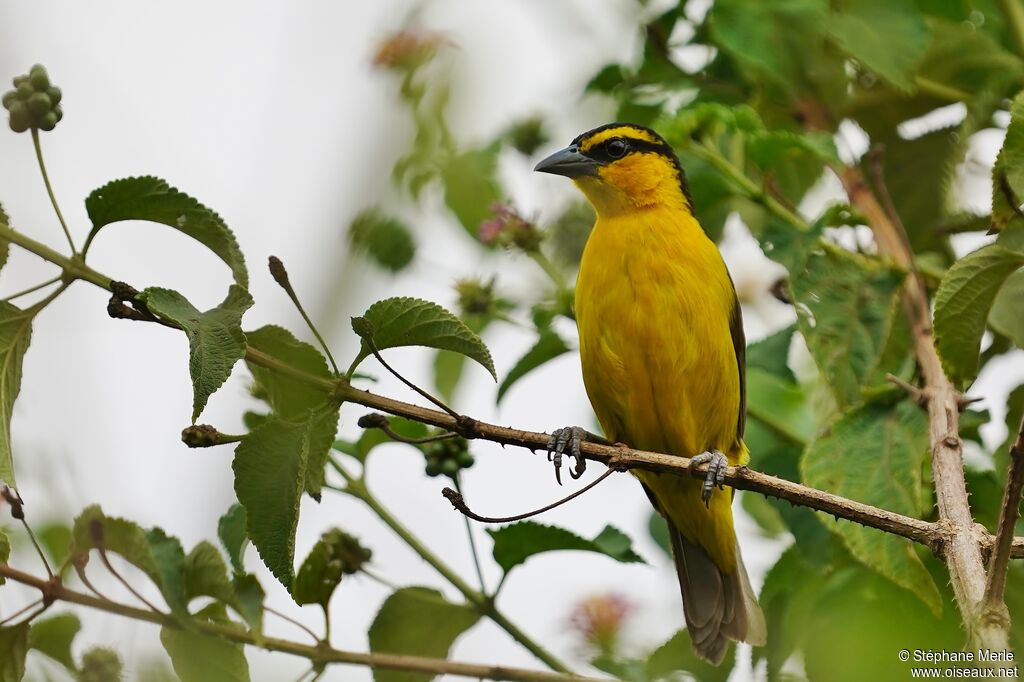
[728,286,746,440]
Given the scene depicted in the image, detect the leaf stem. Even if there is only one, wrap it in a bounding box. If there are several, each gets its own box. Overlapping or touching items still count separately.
[1,275,62,303]
[329,460,571,673]
[454,475,487,593]
[31,129,76,255]
[998,0,1024,60]
[267,257,341,375]
[528,250,569,293]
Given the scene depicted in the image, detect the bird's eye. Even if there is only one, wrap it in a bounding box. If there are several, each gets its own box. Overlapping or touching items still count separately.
[606,138,627,159]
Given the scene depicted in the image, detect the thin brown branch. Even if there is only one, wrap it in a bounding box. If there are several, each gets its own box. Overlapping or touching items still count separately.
[984,418,1024,619]
[0,563,602,682]
[836,162,1008,651]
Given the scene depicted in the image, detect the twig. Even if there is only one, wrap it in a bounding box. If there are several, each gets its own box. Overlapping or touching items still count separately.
[31,129,76,254]
[96,547,164,615]
[265,604,322,643]
[983,417,1024,616]
[1,275,62,303]
[358,412,459,444]
[366,341,461,420]
[0,598,42,626]
[443,468,618,524]
[268,256,340,375]
[2,485,54,578]
[0,563,602,682]
[454,475,488,592]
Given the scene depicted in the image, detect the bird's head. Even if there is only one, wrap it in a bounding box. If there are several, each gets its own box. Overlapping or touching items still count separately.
[534,123,693,217]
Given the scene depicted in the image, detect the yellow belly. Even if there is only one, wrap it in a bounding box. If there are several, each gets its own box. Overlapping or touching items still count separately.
[575,208,745,571]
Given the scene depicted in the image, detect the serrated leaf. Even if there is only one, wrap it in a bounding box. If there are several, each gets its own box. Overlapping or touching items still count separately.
[801,401,941,614]
[161,603,250,682]
[826,0,930,91]
[497,330,571,403]
[233,411,332,589]
[441,146,501,236]
[350,297,495,380]
[218,503,248,575]
[755,547,827,677]
[747,324,796,382]
[349,208,416,273]
[85,176,248,286]
[934,243,1024,385]
[0,623,28,682]
[0,202,11,274]
[28,613,80,671]
[139,285,253,422]
[747,130,839,169]
[0,302,35,487]
[993,92,1024,234]
[792,247,905,406]
[70,506,189,619]
[747,367,815,446]
[368,587,481,682]
[487,522,645,575]
[645,629,733,681]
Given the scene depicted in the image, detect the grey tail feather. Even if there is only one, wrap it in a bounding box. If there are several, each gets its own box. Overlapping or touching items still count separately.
[667,520,766,664]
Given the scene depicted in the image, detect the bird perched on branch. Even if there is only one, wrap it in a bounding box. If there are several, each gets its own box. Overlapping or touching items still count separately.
[535,123,766,663]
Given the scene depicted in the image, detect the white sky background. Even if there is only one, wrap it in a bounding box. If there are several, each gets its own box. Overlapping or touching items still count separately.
[0,2,1022,681]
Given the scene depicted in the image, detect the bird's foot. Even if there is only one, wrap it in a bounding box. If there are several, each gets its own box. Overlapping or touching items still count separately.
[546,426,591,485]
[690,450,728,506]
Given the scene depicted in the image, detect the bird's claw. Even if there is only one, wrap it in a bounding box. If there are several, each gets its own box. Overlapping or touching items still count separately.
[546,426,588,485]
[691,450,728,506]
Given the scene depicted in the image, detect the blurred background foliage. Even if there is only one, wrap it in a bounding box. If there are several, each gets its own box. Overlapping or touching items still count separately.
[339,0,1024,679]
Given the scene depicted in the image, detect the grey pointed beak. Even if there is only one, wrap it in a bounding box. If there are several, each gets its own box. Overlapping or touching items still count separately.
[534,146,599,178]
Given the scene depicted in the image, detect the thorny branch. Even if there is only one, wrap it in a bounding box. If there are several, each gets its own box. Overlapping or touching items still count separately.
[984,418,1024,620]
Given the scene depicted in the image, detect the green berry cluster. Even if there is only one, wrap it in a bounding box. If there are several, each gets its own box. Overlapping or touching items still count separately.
[77,648,123,682]
[423,434,475,478]
[2,65,63,133]
[324,528,373,575]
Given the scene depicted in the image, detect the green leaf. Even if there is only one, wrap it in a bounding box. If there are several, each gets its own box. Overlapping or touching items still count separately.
[70,506,189,619]
[497,330,571,403]
[333,416,428,463]
[245,326,333,418]
[990,268,1024,350]
[792,247,905,406]
[0,203,11,274]
[349,208,416,273]
[28,613,80,671]
[233,412,328,589]
[37,522,71,576]
[85,176,248,286]
[747,130,839,169]
[231,573,265,634]
[161,603,250,682]
[801,400,941,614]
[218,503,248,575]
[433,316,491,403]
[994,92,1024,234]
[350,297,496,380]
[184,541,235,605]
[746,367,815,446]
[292,528,362,609]
[934,243,1024,385]
[0,623,28,682]
[709,0,828,91]
[0,302,35,487]
[487,522,645,575]
[645,629,733,682]
[0,528,8,586]
[747,324,796,381]
[139,285,253,422]
[368,587,481,682]
[826,0,931,91]
[755,546,827,677]
[244,325,339,498]
[440,146,501,236]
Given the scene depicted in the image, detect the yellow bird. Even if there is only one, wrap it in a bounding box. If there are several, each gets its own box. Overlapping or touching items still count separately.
[535,123,766,663]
